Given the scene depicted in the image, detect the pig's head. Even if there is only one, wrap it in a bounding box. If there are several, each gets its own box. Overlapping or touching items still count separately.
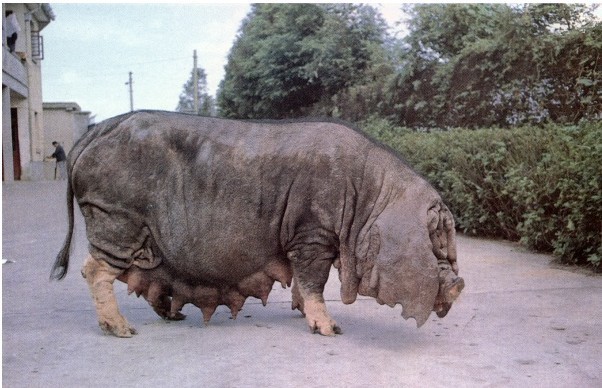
[339,181,463,327]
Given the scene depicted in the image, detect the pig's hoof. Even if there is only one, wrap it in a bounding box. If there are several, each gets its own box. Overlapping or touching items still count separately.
[99,319,137,338]
[166,312,186,321]
[434,277,465,318]
[436,303,451,318]
[444,277,465,303]
[309,319,343,336]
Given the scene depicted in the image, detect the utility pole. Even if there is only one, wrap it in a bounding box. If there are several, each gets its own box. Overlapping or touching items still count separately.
[193,50,199,114]
[125,71,134,112]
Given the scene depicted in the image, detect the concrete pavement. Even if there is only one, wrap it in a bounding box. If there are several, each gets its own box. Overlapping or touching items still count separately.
[3,181,601,387]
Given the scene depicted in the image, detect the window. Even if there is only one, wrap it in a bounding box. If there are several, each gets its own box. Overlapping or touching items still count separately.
[31,30,44,60]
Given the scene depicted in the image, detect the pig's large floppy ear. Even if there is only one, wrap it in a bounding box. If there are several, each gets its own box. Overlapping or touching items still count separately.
[371,227,439,328]
[395,259,439,327]
[358,201,441,327]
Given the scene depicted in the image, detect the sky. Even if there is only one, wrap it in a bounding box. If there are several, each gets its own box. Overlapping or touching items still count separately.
[41,3,405,122]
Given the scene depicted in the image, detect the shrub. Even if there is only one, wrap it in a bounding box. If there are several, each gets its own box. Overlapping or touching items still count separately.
[513,123,602,269]
[363,121,602,270]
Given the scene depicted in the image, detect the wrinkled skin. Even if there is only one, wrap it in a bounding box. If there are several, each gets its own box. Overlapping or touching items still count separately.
[51,111,463,337]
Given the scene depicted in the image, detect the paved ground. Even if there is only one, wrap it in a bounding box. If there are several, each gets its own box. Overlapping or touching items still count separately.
[3,181,601,387]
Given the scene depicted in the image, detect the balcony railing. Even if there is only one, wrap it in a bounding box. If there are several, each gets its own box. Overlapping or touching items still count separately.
[2,46,28,88]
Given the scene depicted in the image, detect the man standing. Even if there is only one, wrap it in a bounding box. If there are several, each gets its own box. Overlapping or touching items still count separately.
[48,141,67,180]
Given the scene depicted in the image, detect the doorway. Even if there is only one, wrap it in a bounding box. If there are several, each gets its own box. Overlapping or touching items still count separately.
[11,107,21,180]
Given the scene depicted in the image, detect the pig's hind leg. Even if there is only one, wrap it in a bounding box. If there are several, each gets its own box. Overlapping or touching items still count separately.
[81,254,137,337]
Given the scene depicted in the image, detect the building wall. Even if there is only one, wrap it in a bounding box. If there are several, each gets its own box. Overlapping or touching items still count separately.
[74,112,90,140]
[2,3,53,181]
[3,5,28,181]
[23,6,48,180]
[44,109,75,151]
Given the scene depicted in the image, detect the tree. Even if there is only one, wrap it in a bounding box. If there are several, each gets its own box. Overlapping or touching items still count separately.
[218,3,389,119]
[176,68,215,116]
[389,3,600,128]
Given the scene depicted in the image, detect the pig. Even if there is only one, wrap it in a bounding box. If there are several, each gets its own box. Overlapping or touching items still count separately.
[51,111,464,337]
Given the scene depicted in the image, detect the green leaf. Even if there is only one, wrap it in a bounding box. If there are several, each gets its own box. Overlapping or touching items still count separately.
[577,78,594,86]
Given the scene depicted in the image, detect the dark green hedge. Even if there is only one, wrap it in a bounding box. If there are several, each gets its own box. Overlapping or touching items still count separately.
[362,118,601,269]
